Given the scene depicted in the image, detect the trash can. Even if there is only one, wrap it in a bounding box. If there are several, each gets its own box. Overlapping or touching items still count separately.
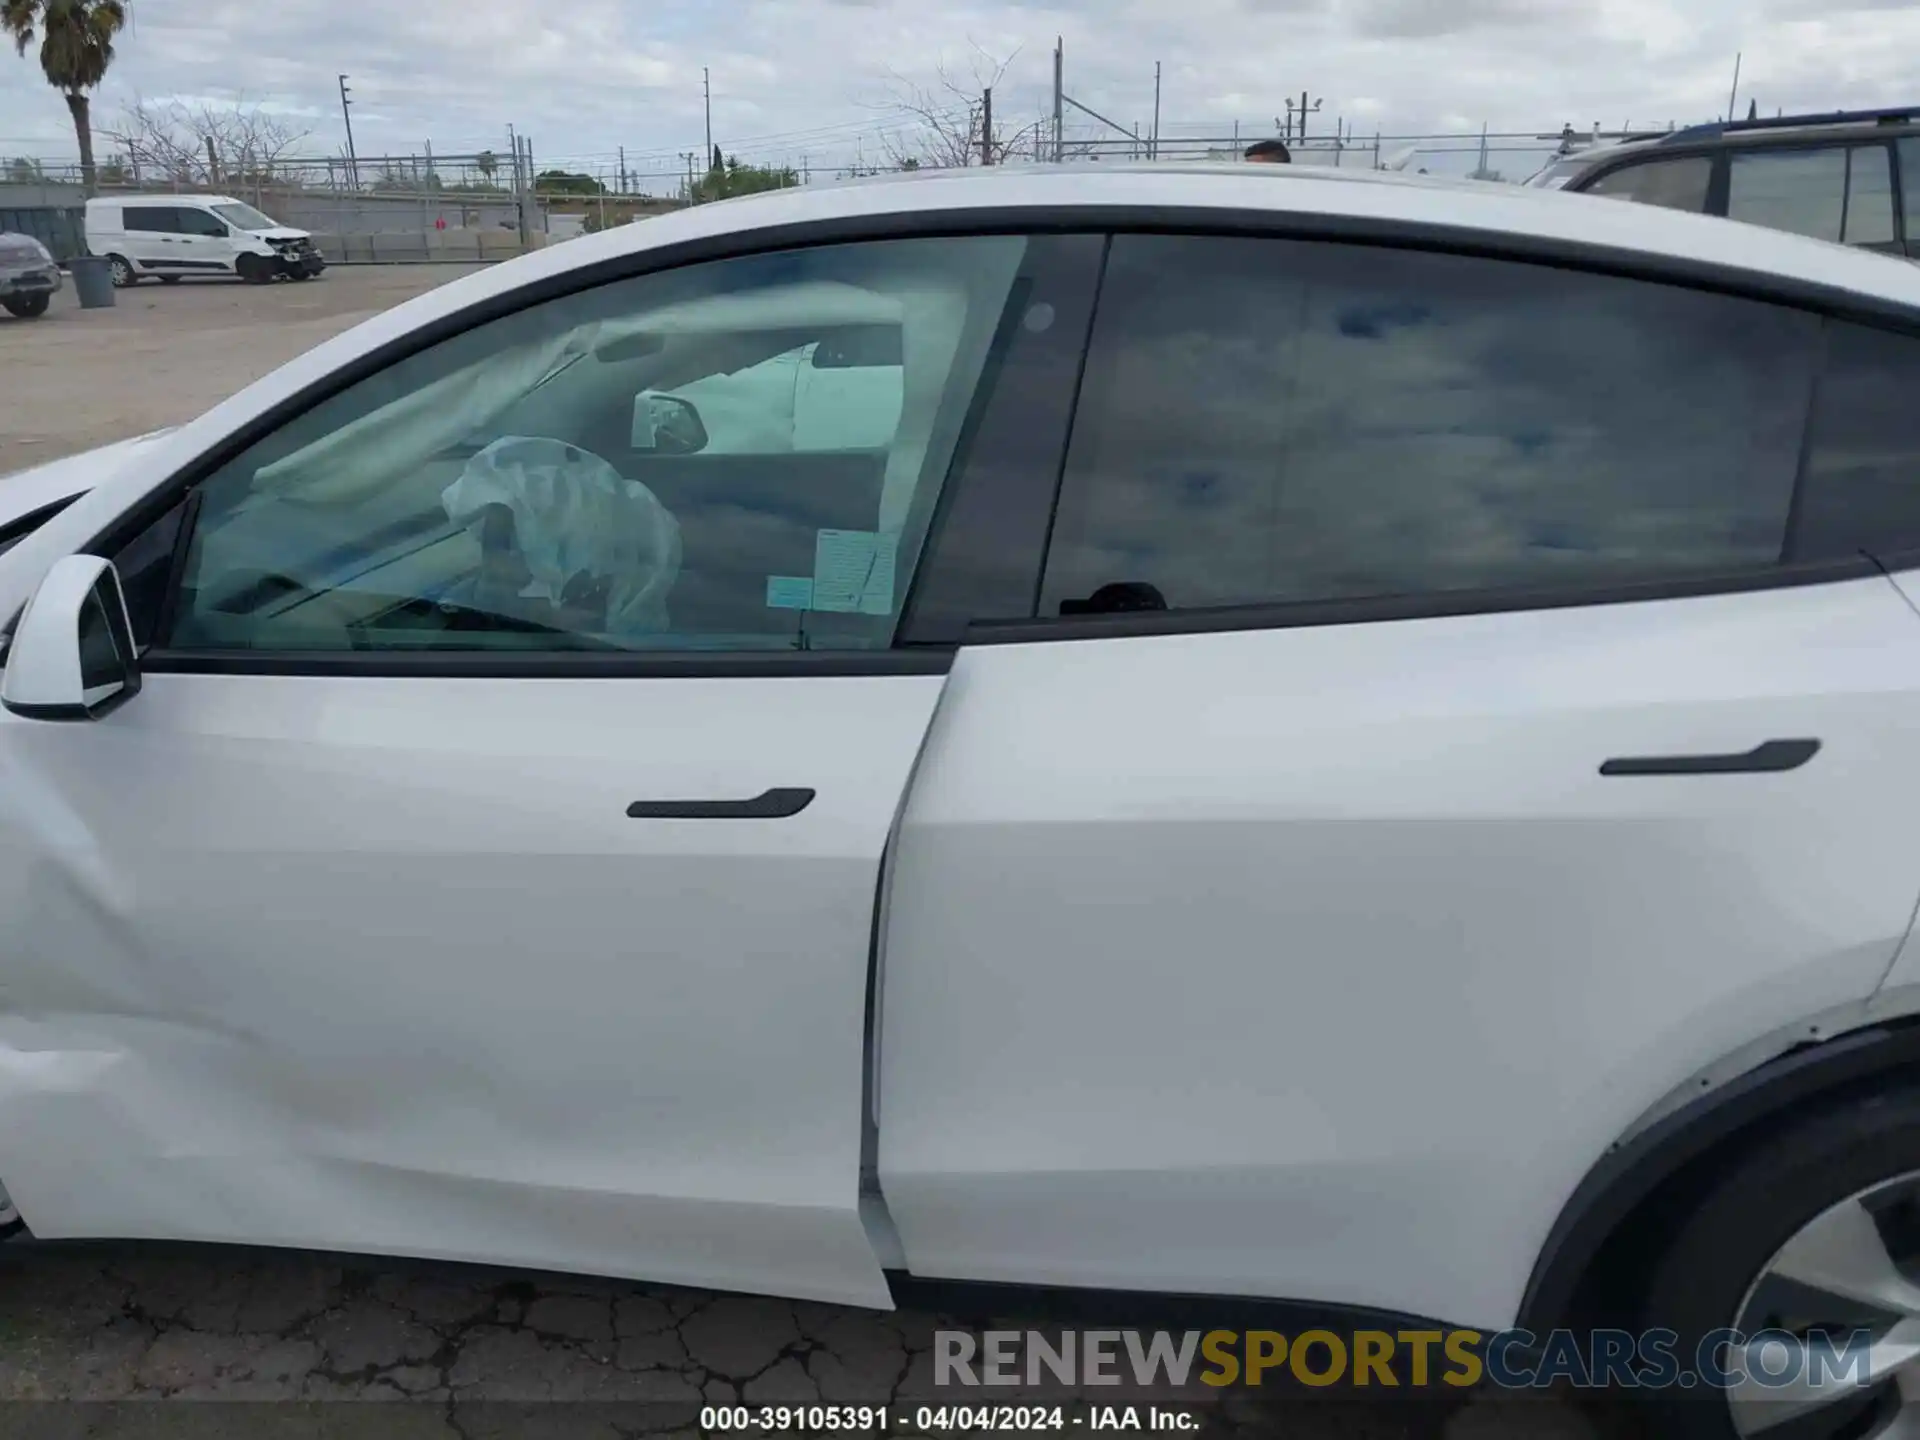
[68,255,114,310]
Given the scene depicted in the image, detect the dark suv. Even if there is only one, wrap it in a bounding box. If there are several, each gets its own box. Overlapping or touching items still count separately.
[1526,105,1920,257]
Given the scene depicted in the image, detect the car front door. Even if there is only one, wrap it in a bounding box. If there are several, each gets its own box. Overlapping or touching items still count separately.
[172,207,234,272]
[876,231,1920,1326]
[0,228,1094,1304]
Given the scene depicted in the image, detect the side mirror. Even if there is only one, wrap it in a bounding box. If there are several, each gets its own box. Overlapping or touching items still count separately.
[0,555,142,722]
[631,392,709,456]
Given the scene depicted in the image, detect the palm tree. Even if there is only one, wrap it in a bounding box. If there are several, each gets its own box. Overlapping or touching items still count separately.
[1,1,130,194]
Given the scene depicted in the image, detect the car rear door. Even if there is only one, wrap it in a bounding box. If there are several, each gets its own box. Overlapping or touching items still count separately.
[0,228,1103,1305]
[121,205,181,272]
[875,229,1920,1327]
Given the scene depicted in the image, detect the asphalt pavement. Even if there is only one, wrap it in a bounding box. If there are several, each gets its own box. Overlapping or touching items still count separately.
[0,1239,1642,1438]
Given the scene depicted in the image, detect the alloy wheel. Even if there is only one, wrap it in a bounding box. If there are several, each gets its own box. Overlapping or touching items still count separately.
[1730,1172,1920,1438]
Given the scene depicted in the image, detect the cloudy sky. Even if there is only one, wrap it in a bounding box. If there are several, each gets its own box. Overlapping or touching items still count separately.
[1,0,1917,186]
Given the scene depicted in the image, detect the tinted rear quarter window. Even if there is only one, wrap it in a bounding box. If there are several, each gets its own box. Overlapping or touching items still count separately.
[1792,321,1920,562]
[1038,235,1819,619]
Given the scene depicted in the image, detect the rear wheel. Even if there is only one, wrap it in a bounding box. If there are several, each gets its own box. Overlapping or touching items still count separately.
[106,254,136,288]
[1638,1089,1920,1439]
[235,253,273,285]
[2,293,49,318]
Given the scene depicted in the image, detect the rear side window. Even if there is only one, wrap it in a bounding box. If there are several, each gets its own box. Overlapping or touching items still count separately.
[1726,146,1895,246]
[1038,235,1819,618]
[1899,139,1920,248]
[1582,157,1712,212]
[122,207,178,234]
[1791,321,1920,562]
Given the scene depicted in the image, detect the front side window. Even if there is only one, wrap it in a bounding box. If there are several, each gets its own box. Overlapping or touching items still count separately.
[156,235,1028,654]
[1039,235,1818,618]
[1726,145,1896,246]
[176,208,230,237]
[1582,157,1712,212]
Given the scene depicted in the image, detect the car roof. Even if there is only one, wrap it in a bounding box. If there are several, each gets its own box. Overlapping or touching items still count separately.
[406,162,1920,320]
[89,194,238,207]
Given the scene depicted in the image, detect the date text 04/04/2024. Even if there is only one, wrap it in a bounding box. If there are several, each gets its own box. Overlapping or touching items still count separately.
[698,1405,1203,1432]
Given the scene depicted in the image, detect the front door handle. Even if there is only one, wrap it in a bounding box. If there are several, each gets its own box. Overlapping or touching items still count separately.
[1599,739,1821,777]
[626,787,815,819]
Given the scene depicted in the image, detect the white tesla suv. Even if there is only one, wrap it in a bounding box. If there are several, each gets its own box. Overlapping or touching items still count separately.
[5,163,1920,1438]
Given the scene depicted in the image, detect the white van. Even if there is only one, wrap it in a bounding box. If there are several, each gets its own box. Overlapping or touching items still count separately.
[85,195,325,288]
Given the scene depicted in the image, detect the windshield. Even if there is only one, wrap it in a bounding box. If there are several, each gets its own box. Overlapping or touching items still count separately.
[212,202,280,231]
[1523,157,1582,188]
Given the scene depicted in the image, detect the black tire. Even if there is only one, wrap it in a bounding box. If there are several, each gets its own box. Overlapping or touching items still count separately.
[158,274,181,285]
[291,269,316,280]
[2,293,49,318]
[236,253,273,285]
[106,254,137,288]
[1636,1089,1920,1439]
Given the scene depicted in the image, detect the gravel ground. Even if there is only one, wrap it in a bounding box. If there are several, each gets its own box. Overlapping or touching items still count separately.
[0,257,1644,1440]
[0,264,487,476]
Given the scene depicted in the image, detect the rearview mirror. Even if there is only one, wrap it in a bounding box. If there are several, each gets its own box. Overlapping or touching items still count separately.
[0,555,142,721]
[631,392,709,456]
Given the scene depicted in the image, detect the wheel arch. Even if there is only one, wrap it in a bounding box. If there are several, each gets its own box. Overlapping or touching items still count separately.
[1517,1014,1920,1334]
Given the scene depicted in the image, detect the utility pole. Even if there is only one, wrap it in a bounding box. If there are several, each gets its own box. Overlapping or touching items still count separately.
[618,145,626,193]
[681,150,698,200]
[508,124,527,247]
[1151,61,1161,160]
[1052,37,1064,161]
[522,135,537,238]
[337,75,360,191]
[981,87,993,165]
[704,68,713,160]
[1726,52,1742,122]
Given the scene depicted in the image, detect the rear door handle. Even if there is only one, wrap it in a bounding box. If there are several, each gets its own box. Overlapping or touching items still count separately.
[626,787,815,819]
[1599,739,1821,777]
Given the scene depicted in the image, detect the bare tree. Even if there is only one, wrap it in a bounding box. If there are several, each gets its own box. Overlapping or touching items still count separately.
[878,45,1041,170]
[101,97,312,190]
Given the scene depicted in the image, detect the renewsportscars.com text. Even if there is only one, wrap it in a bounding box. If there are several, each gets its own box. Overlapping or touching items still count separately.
[934,1327,1877,1393]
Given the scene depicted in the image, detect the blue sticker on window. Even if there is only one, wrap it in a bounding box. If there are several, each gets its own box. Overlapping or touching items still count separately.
[766,575,815,610]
